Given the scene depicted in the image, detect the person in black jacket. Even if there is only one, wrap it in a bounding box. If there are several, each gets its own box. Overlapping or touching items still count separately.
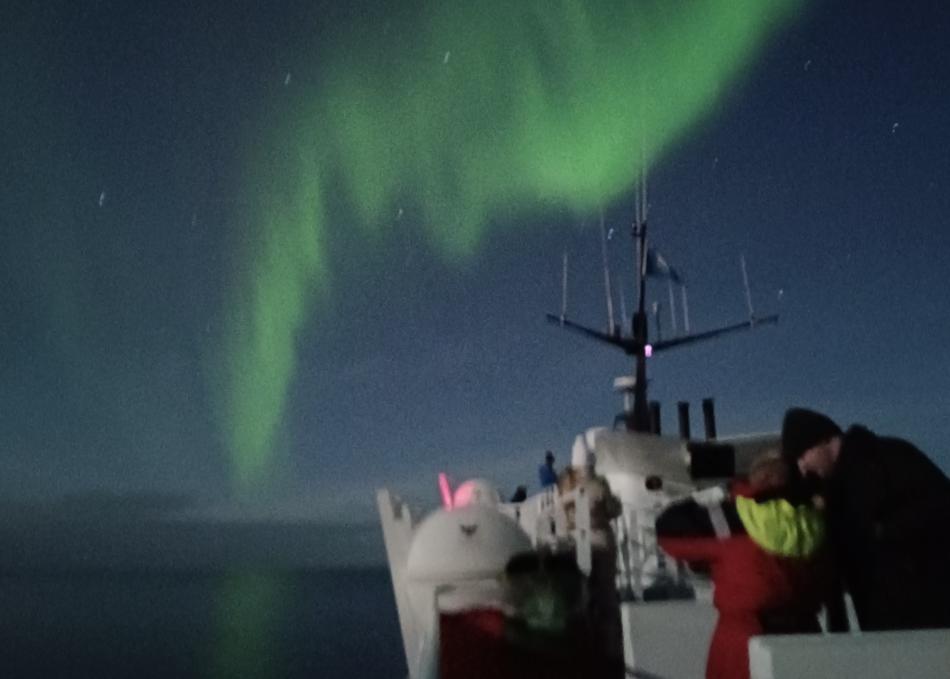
[781,407,950,631]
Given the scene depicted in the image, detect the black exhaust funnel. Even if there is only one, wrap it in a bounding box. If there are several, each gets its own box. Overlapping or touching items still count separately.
[677,401,691,440]
[702,397,717,440]
[649,401,661,435]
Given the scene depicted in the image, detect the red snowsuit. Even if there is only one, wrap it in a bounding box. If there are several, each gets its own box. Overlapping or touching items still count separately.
[656,489,834,679]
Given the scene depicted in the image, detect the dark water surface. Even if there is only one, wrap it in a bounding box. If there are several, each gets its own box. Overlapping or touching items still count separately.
[0,568,404,678]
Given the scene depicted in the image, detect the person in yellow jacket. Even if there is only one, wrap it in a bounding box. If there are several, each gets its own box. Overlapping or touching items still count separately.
[657,455,841,679]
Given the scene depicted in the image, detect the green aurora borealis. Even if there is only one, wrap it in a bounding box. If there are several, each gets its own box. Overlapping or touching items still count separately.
[219,0,804,492]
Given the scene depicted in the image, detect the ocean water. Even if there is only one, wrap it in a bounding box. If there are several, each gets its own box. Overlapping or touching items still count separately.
[0,568,405,678]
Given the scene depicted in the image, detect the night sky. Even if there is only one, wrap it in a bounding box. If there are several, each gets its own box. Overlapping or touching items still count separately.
[2,0,949,524]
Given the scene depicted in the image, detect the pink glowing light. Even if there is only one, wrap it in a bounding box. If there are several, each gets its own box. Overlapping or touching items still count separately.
[438,472,454,510]
[645,344,653,357]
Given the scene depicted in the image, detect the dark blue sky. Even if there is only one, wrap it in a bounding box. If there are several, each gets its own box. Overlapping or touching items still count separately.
[2,0,948,521]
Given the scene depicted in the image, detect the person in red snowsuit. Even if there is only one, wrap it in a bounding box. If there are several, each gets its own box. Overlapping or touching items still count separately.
[656,456,839,679]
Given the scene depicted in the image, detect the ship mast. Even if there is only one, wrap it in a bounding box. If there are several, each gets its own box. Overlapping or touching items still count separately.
[546,168,778,435]
[630,216,651,432]
[630,165,651,432]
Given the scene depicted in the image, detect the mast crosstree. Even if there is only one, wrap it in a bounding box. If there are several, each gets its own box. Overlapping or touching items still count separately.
[547,204,778,433]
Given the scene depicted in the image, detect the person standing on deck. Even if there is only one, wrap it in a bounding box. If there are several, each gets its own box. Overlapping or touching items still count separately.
[656,454,836,679]
[539,450,558,489]
[781,407,950,631]
[558,455,625,678]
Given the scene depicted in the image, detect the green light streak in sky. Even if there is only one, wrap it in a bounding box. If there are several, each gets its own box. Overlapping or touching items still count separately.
[220,0,803,491]
[220,134,329,492]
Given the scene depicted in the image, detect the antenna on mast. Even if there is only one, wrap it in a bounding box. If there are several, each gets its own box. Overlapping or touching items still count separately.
[740,254,755,321]
[560,250,569,323]
[600,209,616,335]
[617,274,628,330]
[668,279,679,335]
[681,286,691,333]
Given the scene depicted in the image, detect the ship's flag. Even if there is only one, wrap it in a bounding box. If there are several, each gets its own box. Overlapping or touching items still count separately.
[645,248,683,284]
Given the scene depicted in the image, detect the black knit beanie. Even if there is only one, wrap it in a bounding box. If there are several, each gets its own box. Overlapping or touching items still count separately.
[781,407,842,461]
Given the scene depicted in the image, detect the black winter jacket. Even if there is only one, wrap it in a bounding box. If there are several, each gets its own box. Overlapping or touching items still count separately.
[826,425,950,630]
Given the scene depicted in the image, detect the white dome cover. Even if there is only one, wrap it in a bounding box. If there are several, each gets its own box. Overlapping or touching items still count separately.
[406,505,531,582]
